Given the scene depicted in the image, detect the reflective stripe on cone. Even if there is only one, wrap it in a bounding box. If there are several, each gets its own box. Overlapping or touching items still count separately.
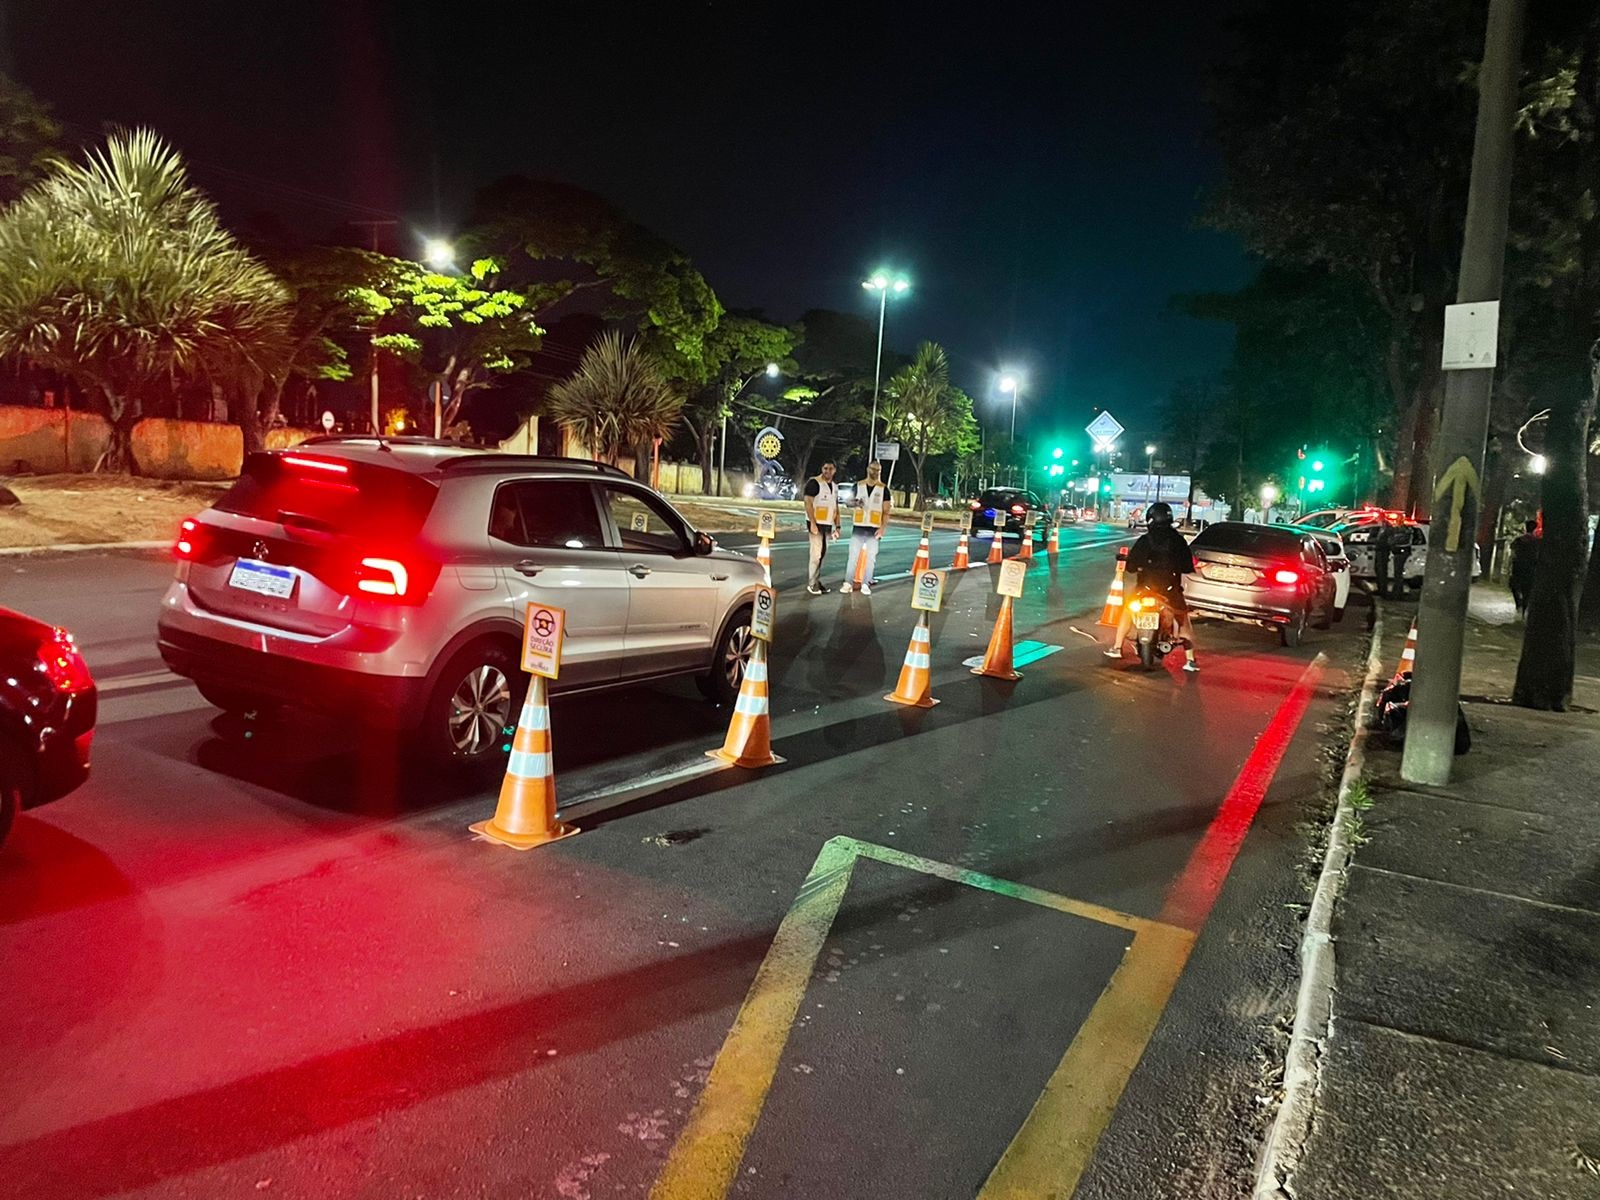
[1097,547,1128,626]
[952,531,970,570]
[1395,617,1419,677]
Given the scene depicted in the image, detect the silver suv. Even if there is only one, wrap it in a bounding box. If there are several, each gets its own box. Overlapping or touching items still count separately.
[157,439,765,769]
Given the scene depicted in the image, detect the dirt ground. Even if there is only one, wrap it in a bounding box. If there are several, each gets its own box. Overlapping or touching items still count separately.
[0,474,225,549]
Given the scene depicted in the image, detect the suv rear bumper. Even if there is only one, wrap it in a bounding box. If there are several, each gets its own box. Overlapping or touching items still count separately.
[158,625,427,728]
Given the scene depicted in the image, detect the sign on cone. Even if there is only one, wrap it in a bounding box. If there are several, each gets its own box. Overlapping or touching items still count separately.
[1097,547,1129,626]
[886,611,938,707]
[470,676,576,850]
[972,595,1021,680]
[952,531,970,570]
[708,639,783,768]
[1395,617,1419,678]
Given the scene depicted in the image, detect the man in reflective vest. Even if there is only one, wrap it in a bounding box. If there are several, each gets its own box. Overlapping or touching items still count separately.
[841,461,892,595]
[804,461,840,595]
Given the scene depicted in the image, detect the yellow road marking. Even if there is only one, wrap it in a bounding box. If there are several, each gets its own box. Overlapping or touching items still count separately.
[649,836,1192,1200]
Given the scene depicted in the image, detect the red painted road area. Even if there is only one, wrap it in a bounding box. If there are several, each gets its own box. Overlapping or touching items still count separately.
[0,548,1361,1199]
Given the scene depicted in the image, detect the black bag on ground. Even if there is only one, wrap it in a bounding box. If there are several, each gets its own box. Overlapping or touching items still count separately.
[1372,672,1471,755]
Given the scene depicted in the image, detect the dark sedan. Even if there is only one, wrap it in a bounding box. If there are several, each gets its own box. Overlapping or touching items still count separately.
[967,487,1053,544]
[1,607,97,846]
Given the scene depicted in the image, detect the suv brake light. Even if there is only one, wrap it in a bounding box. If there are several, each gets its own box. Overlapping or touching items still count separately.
[352,555,440,605]
[37,628,94,694]
[282,454,350,475]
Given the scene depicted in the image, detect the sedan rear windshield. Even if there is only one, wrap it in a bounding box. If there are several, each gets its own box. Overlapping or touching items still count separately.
[1190,524,1302,557]
[979,490,1026,506]
[216,453,439,539]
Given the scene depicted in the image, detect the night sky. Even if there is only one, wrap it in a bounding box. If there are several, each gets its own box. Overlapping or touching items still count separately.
[5,0,1248,447]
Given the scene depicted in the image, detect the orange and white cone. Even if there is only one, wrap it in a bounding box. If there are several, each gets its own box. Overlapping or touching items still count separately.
[470,676,576,850]
[708,639,784,767]
[1394,617,1418,677]
[1096,547,1129,627]
[1019,528,1034,562]
[1048,522,1061,555]
[987,526,1005,565]
[971,595,1021,680]
[886,611,938,708]
[756,538,772,587]
[911,534,931,575]
[952,531,970,570]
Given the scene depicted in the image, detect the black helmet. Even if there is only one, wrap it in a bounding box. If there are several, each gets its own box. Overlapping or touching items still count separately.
[1148,502,1174,526]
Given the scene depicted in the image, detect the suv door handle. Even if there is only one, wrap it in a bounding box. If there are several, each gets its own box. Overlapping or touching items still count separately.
[628,564,653,579]
[710,572,729,581]
[514,560,543,577]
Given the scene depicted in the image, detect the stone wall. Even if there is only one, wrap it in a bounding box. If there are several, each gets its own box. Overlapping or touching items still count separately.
[0,406,111,472]
[0,405,318,479]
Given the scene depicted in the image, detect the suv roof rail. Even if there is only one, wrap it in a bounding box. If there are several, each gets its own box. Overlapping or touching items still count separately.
[436,454,633,478]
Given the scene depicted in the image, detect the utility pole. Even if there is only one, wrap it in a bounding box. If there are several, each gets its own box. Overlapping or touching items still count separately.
[1402,0,1526,784]
[351,219,398,435]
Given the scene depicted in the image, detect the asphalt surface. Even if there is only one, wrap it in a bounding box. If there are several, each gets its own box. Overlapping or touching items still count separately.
[0,523,1367,1199]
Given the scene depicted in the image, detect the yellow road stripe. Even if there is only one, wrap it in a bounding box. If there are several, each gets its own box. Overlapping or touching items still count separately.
[978,921,1196,1199]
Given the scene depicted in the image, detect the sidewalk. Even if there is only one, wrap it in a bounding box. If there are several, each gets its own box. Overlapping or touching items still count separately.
[1290,586,1600,1198]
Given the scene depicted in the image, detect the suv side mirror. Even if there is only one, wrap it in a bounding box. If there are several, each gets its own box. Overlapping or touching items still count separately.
[693,531,716,556]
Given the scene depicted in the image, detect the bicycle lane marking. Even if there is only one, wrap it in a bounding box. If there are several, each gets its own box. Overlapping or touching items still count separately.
[650,654,1328,1200]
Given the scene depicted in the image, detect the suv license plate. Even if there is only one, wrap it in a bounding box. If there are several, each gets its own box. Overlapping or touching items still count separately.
[1134,611,1161,631]
[228,559,295,599]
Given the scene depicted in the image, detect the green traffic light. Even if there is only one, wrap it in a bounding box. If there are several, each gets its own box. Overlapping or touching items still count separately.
[1052,447,1064,459]
[1312,459,1325,472]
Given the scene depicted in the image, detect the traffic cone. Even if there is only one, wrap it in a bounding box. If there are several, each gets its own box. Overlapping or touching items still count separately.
[1048,522,1061,555]
[852,543,869,589]
[987,526,1005,565]
[756,537,772,587]
[1096,547,1129,627]
[708,639,784,767]
[469,676,576,850]
[952,531,971,570]
[971,595,1021,680]
[911,533,931,575]
[1394,617,1418,678]
[1019,528,1034,562]
[885,611,938,708]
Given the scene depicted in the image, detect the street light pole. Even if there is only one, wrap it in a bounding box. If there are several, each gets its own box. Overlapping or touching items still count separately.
[862,272,908,466]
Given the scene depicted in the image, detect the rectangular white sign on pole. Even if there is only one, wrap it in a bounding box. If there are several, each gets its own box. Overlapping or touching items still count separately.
[1442,301,1499,369]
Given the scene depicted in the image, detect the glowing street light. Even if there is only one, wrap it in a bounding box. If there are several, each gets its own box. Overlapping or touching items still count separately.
[862,269,911,463]
[1260,483,1280,508]
[765,362,780,378]
[423,238,456,270]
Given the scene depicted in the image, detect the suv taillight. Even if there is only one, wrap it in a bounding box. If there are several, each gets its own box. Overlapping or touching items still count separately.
[352,555,440,605]
[37,628,94,694]
[174,516,205,560]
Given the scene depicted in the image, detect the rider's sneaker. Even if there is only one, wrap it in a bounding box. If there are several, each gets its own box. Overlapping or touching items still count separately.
[839,582,852,594]
[807,584,823,595]
[1102,647,1123,659]
[1183,659,1200,673]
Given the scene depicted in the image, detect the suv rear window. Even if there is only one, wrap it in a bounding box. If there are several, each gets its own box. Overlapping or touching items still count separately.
[1190,523,1303,556]
[217,453,438,539]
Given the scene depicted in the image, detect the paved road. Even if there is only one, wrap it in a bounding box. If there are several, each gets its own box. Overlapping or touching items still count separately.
[0,524,1366,1199]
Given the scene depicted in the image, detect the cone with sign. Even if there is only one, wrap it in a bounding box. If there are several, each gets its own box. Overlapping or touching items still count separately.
[987,527,1005,565]
[971,595,1021,680]
[756,537,772,586]
[470,676,576,850]
[708,638,783,768]
[1394,616,1419,678]
[886,611,939,707]
[1096,547,1129,626]
[952,531,970,570]
[911,533,931,575]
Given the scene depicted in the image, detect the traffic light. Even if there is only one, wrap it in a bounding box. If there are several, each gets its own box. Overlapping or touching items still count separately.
[1052,447,1064,459]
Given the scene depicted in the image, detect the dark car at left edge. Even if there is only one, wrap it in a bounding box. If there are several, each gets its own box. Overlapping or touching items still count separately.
[0,607,97,847]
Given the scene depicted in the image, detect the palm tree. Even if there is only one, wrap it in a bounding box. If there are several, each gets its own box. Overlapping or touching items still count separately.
[0,129,290,472]
[884,342,971,507]
[546,331,684,470]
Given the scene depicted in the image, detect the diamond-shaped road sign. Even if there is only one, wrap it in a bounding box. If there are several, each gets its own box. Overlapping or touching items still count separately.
[1085,410,1125,447]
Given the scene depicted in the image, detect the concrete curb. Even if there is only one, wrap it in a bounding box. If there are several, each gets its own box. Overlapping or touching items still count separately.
[0,540,168,558]
[1251,606,1387,1200]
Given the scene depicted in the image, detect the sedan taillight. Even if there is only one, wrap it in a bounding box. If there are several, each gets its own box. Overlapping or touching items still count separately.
[37,628,94,694]
[1273,568,1300,585]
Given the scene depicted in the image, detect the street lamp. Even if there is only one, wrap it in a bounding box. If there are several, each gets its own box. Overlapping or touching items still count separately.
[718,362,782,498]
[862,270,911,464]
[423,238,455,270]
[1260,483,1279,512]
[1144,443,1158,506]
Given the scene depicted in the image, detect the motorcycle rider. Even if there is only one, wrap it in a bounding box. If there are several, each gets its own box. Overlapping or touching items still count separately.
[1104,501,1200,672]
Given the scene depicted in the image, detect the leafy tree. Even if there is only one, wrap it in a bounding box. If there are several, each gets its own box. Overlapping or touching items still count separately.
[348,255,545,432]
[680,314,798,492]
[545,331,683,470]
[1204,0,1483,511]
[469,177,721,385]
[0,74,63,207]
[0,130,289,472]
[1161,377,1217,517]
[880,342,978,507]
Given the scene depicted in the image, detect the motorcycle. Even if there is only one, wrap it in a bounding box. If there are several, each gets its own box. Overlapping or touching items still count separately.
[1124,588,1183,670]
